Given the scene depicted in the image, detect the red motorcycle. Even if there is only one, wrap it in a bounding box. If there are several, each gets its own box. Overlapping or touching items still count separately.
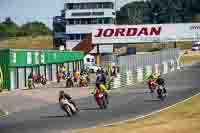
[148,79,156,93]
[33,74,47,85]
[95,89,107,109]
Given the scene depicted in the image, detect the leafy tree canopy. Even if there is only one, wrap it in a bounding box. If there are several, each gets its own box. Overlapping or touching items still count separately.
[0,18,51,38]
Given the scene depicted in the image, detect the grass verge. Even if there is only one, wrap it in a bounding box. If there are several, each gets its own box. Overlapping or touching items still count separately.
[0,36,53,49]
[71,94,200,133]
[180,54,200,65]
[0,110,6,118]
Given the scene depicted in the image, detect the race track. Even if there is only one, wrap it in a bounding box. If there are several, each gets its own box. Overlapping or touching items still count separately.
[0,64,200,133]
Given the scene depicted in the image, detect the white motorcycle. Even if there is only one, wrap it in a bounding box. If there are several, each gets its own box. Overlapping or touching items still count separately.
[60,98,77,117]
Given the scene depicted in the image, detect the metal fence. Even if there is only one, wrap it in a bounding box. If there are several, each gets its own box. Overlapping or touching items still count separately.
[110,62,179,89]
[119,48,180,72]
[99,48,181,89]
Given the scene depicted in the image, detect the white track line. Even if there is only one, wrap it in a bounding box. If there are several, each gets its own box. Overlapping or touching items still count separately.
[70,92,200,132]
[104,91,200,127]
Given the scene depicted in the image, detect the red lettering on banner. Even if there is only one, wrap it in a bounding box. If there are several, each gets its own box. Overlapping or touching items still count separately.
[94,29,103,37]
[137,27,148,36]
[114,28,126,37]
[103,29,114,37]
[94,26,162,37]
[127,28,138,36]
[150,26,161,35]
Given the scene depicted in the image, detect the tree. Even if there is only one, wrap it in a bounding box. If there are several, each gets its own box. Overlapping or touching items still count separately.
[20,21,51,36]
[116,0,200,24]
[2,17,16,25]
[117,1,148,24]
[1,17,19,37]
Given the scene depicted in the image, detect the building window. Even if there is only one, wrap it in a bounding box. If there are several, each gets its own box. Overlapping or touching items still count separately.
[66,2,114,10]
[92,12,104,16]
[97,3,103,8]
[69,34,75,40]
[65,34,86,40]
[80,3,88,9]
[88,3,97,9]
[74,19,80,24]
[69,19,74,24]
[103,18,113,24]
[103,2,114,9]
[80,3,85,9]
[66,3,73,9]
[74,34,81,40]
[66,18,115,25]
[72,12,91,16]
[80,34,85,39]
[97,18,103,24]
[91,18,98,24]
[73,3,80,9]
[80,19,88,24]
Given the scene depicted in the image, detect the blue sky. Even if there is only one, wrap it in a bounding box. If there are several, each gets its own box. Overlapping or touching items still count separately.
[0,0,64,28]
[0,0,136,28]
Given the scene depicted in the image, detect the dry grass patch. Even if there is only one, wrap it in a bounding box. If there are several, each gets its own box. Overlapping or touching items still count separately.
[180,54,200,65]
[71,94,200,133]
[0,36,53,49]
[0,110,5,117]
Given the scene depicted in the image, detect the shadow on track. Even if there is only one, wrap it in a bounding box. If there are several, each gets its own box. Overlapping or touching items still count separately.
[40,115,66,119]
[80,107,100,111]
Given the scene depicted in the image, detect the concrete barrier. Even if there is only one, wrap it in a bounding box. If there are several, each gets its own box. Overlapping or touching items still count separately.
[176,59,181,69]
[144,65,152,80]
[162,62,168,74]
[170,60,175,71]
[137,68,143,82]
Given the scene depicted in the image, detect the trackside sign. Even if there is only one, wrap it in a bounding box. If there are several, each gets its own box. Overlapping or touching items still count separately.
[92,23,200,44]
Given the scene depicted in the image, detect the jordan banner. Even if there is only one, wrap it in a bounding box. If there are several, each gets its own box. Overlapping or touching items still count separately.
[92,23,200,44]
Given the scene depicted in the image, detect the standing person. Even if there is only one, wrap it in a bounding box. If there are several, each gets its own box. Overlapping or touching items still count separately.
[28,72,35,88]
[73,70,79,83]
[112,67,117,77]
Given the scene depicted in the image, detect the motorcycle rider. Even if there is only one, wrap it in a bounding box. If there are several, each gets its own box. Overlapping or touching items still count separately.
[101,69,107,85]
[156,75,167,96]
[59,90,79,111]
[147,73,157,93]
[92,79,109,104]
[148,78,156,93]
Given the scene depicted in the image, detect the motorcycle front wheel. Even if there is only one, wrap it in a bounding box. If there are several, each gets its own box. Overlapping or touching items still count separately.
[64,105,73,117]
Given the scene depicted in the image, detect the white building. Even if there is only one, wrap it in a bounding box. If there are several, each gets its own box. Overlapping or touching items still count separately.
[64,0,116,50]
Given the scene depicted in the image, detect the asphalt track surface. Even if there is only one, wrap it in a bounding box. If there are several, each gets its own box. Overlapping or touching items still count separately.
[1,64,200,133]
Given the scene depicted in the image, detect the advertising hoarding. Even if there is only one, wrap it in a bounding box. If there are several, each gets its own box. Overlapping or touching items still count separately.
[92,23,200,44]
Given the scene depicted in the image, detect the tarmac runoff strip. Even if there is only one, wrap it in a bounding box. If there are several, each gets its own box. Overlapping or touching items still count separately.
[70,91,200,132]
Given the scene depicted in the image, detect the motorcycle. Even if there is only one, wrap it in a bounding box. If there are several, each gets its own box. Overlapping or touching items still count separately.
[157,85,167,100]
[95,89,107,109]
[66,77,73,88]
[60,99,77,117]
[148,80,156,93]
[79,75,88,87]
[33,75,47,85]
